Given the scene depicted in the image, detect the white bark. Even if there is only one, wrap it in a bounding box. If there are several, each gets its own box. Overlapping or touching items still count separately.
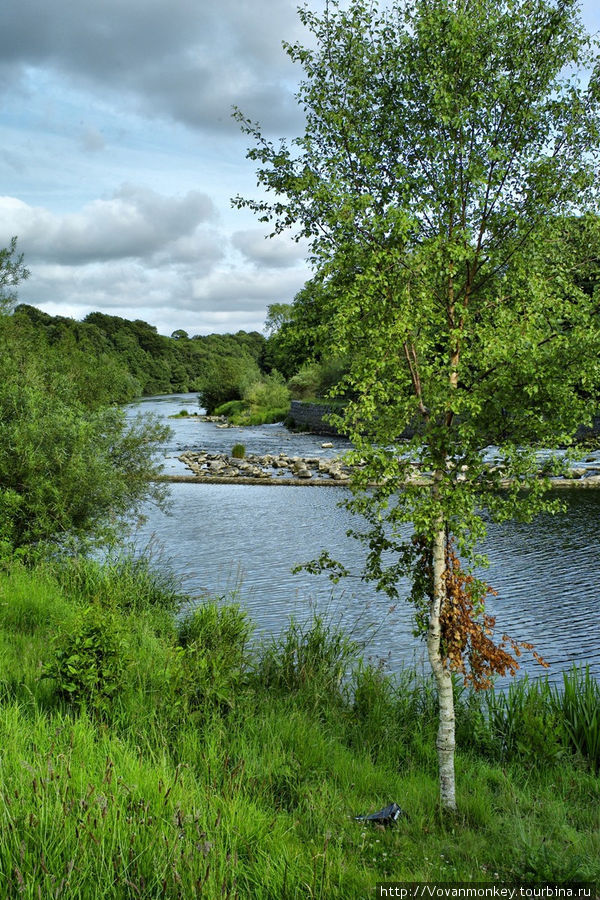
[426,521,457,811]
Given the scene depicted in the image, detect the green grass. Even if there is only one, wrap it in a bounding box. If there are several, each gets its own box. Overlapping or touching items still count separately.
[213,399,291,426]
[168,408,199,418]
[0,556,598,897]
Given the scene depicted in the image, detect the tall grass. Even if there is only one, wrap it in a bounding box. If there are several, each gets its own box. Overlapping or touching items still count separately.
[48,548,185,613]
[0,556,599,895]
[552,666,600,771]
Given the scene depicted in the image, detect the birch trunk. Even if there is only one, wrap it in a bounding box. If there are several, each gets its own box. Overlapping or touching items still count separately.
[426,521,456,811]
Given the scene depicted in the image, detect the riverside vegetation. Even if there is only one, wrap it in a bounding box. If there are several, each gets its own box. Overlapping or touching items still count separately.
[0,552,599,898]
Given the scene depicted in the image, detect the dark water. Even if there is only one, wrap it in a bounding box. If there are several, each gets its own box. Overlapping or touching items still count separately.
[128,393,600,684]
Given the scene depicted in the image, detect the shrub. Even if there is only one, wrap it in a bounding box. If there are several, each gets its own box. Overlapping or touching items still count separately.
[231,443,246,459]
[213,399,249,418]
[44,603,128,719]
[243,370,290,410]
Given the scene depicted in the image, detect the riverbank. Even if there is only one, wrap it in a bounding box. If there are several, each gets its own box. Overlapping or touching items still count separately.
[1,554,598,896]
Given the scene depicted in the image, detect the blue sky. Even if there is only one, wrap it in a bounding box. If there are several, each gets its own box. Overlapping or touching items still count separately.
[0,0,598,336]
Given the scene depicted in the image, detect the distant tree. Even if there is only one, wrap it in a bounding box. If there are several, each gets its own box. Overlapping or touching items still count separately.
[236,0,600,809]
[0,238,29,312]
[264,303,294,336]
[198,353,262,413]
[0,253,170,556]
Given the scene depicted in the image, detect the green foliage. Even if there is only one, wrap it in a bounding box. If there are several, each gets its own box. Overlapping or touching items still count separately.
[244,370,290,410]
[199,352,262,413]
[214,399,249,418]
[0,557,599,894]
[256,614,358,707]
[262,278,331,378]
[44,603,128,718]
[485,679,565,764]
[214,373,290,425]
[551,666,600,771]
[235,0,600,548]
[49,551,185,614]
[0,342,170,552]
[235,0,600,808]
[0,237,29,312]
[231,443,246,459]
[173,602,253,718]
[0,272,173,554]
[12,304,267,401]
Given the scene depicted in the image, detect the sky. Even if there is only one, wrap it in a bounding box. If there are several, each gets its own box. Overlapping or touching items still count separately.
[0,0,599,337]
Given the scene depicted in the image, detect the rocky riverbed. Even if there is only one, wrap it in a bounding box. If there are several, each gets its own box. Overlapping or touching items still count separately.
[177,449,352,484]
[171,449,600,487]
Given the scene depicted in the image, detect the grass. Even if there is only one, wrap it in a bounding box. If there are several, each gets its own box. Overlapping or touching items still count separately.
[0,556,598,897]
[213,400,291,426]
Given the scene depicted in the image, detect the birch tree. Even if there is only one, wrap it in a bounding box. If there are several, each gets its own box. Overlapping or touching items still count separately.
[234,0,600,810]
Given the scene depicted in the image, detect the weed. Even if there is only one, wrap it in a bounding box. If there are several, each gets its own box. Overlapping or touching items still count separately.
[43,603,128,719]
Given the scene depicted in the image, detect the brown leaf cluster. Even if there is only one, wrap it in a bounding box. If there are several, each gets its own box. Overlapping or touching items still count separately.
[440,546,549,690]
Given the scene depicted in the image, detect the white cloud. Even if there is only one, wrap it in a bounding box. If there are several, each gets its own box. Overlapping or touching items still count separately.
[5,189,311,335]
[231,228,308,268]
[0,186,218,265]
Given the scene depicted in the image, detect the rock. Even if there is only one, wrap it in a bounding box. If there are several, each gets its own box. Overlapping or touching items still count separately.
[296,468,313,479]
[322,442,333,448]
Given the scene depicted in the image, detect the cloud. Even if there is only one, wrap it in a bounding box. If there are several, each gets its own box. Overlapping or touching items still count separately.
[16,256,310,336]
[0,186,218,265]
[3,187,310,336]
[190,266,308,310]
[231,228,308,268]
[0,0,315,135]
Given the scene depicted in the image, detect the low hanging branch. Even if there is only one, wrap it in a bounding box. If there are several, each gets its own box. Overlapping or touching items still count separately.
[411,536,549,690]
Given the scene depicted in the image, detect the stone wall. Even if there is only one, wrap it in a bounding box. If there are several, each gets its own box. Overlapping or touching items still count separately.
[288,401,343,436]
[288,403,600,440]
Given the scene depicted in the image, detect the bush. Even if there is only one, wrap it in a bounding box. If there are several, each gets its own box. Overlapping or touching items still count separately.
[199,354,261,413]
[44,603,128,719]
[0,339,170,554]
[231,443,246,459]
[244,371,290,410]
[213,399,249,418]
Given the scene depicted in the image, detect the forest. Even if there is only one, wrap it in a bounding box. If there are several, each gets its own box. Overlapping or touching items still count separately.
[10,303,267,402]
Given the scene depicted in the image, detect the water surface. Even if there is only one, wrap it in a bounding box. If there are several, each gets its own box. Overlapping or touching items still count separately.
[130,393,600,684]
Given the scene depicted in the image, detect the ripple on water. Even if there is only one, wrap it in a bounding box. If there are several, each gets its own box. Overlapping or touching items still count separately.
[130,394,600,684]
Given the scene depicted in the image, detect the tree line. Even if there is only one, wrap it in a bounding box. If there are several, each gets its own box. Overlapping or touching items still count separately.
[11,304,266,403]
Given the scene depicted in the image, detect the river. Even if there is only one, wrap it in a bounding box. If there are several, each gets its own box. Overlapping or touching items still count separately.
[127,393,600,685]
